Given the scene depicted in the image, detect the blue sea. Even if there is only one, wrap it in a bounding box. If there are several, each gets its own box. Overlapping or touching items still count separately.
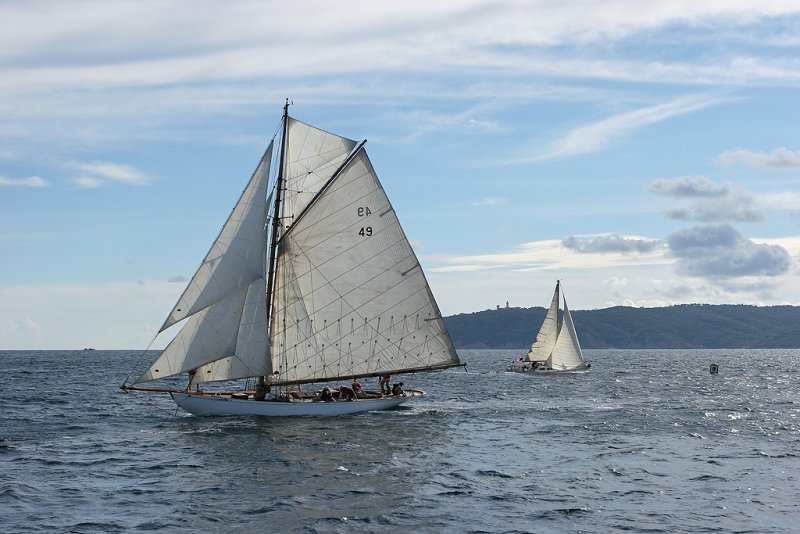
[1,348,798,533]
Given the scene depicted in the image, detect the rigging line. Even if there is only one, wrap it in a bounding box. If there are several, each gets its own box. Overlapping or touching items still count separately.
[273,254,428,358]
[124,387,186,417]
[275,253,435,369]
[274,230,413,327]
[121,337,158,387]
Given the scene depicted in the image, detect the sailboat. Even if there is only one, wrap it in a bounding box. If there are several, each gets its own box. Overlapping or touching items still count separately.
[121,101,463,416]
[506,281,589,373]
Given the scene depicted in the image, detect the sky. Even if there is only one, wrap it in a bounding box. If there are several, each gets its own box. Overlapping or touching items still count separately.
[1,0,800,349]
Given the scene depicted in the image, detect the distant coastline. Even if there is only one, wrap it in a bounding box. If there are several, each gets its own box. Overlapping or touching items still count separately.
[444,304,800,349]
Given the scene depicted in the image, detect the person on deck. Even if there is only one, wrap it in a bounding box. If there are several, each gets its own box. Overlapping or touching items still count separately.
[338,385,356,401]
[352,379,364,398]
[187,368,199,392]
[254,377,269,401]
[392,382,405,396]
[379,374,391,395]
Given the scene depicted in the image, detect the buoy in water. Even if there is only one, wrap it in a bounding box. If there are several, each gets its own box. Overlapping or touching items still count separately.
[709,363,719,375]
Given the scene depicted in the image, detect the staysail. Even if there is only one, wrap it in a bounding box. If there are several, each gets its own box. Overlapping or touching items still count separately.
[138,142,274,383]
[269,147,459,384]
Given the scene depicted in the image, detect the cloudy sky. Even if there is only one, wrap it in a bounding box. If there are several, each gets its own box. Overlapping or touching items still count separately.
[2,1,799,349]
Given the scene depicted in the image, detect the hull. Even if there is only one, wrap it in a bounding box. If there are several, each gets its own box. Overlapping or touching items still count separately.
[506,363,589,374]
[170,390,423,416]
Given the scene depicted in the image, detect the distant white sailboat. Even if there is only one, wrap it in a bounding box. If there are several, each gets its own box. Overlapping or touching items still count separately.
[507,281,589,373]
[122,100,463,416]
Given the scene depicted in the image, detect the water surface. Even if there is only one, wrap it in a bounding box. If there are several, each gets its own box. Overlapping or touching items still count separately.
[1,349,798,532]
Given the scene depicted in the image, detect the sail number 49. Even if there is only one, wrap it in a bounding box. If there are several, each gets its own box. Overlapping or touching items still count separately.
[357,207,372,237]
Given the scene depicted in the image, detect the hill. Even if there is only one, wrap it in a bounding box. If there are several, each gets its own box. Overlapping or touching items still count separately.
[443,304,800,349]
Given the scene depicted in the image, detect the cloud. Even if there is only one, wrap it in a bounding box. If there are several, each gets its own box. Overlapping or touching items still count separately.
[651,176,764,222]
[649,175,728,198]
[562,234,664,254]
[529,94,724,161]
[0,317,43,342]
[0,175,47,187]
[72,176,104,188]
[667,223,792,278]
[429,236,670,274]
[664,190,763,222]
[604,276,628,287]
[68,161,151,186]
[714,147,800,168]
[472,197,505,206]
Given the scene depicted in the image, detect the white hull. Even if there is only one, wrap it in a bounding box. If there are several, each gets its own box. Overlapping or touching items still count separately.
[506,363,589,374]
[170,390,423,416]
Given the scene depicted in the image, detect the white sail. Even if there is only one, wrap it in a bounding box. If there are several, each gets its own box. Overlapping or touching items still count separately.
[139,277,271,382]
[282,118,357,231]
[546,300,586,370]
[137,142,274,383]
[526,282,559,362]
[269,148,459,384]
[159,142,274,332]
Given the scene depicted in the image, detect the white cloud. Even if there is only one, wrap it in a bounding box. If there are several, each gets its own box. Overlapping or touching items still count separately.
[715,147,800,168]
[73,176,104,188]
[472,197,506,206]
[605,276,628,287]
[430,236,670,274]
[68,161,151,185]
[527,94,725,162]
[0,175,47,187]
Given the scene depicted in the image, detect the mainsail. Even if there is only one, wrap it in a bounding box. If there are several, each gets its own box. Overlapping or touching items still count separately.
[270,147,459,384]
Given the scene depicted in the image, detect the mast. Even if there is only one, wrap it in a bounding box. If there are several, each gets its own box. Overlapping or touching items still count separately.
[265,100,290,346]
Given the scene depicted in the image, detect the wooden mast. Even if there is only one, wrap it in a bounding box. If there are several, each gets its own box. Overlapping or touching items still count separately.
[262,99,290,379]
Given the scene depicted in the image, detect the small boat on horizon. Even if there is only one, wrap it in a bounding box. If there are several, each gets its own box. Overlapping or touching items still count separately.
[507,280,590,373]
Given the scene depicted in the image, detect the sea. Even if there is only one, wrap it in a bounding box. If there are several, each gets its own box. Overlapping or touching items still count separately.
[1,348,798,533]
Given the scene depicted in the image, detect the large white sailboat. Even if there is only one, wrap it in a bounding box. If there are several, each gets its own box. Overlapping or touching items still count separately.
[507,281,589,373]
[122,101,463,416]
